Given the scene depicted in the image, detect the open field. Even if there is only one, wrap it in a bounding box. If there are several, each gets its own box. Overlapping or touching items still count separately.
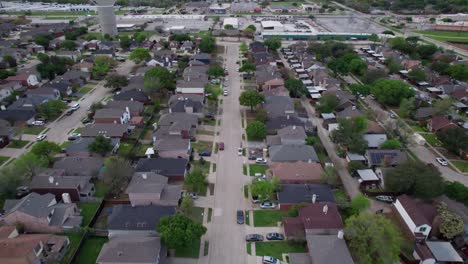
[414,30,468,43]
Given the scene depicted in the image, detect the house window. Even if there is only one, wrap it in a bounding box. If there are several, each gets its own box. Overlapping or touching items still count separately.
[419,227,427,232]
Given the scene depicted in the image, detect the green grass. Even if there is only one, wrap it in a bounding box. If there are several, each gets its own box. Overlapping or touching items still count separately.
[245,210,250,225]
[249,164,268,176]
[73,127,83,134]
[451,161,468,173]
[94,181,110,198]
[175,239,200,258]
[78,87,93,94]
[0,156,10,166]
[410,125,427,132]
[196,130,216,136]
[78,202,101,227]
[208,208,212,222]
[74,236,108,264]
[7,140,29,148]
[186,207,204,224]
[135,144,153,156]
[203,118,216,126]
[192,160,211,175]
[22,126,46,135]
[191,140,213,152]
[244,185,249,198]
[421,133,442,146]
[3,158,15,167]
[60,141,71,148]
[117,142,133,157]
[255,241,307,259]
[253,210,288,227]
[333,189,349,206]
[247,242,252,255]
[243,164,247,175]
[414,30,468,43]
[60,232,84,264]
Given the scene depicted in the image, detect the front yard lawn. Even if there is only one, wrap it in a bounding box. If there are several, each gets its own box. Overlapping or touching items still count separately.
[117,142,134,157]
[186,206,204,223]
[60,232,84,264]
[78,87,93,94]
[196,130,215,136]
[74,236,108,264]
[192,160,211,175]
[451,160,468,173]
[0,156,10,166]
[191,140,213,152]
[410,125,427,132]
[78,202,101,227]
[249,164,268,176]
[22,126,46,135]
[421,133,442,146]
[7,140,29,148]
[253,210,288,227]
[175,239,200,258]
[255,241,307,259]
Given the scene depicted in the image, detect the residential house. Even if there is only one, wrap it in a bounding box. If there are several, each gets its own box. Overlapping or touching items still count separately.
[65,137,120,157]
[2,193,82,233]
[269,145,319,163]
[25,87,61,100]
[264,96,295,118]
[41,81,72,97]
[413,241,463,264]
[72,61,93,73]
[249,41,267,53]
[0,119,13,148]
[356,169,380,187]
[93,49,115,57]
[107,204,176,237]
[169,96,204,117]
[269,161,324,184]
[121,76,144,92]
[113,90,150,104]
[402,59,422,71]
[135,158,188,183]
[415,107,437,121]
[282,203,343,239]
[126,172,182,207]
[255,64,282,88]
[53,156,104,177]
[94,108,131,124]
[266,125,307,146]
[266,115,303,134]
[336,106,364,119]
[180,41,194,52]
[392,195,437,241]
[30,175,94,202]
[0,108,36,126]
[0,82,17,101]
[0,226,70,264]
[81,123,129,139]
[97,236,166,264]
[262,79,285,91]
[5,72,40,88]
[363,134,387,148]
[277,184,335,210]
[55,51,81,62]
[192,53,211,64]
[105,100,144,116]
[427,116,458,133]
[252,52,275,66]
[365,149,408,167]
[301,234,354,264]
[176,79,207,95]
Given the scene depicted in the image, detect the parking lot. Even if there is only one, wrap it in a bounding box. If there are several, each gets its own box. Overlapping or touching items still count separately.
[317,16,386,33]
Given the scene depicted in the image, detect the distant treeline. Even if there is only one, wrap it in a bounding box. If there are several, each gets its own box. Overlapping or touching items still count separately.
[336,0,468,14]
[2,0,189,8]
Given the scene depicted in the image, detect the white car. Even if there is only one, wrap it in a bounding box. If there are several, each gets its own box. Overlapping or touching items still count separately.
[36,134,47,141]
[238,148,243,156]
[254,173,266,179]
[256,158,267,164]
[31,120,45,126]
[436,157,448,166]
[260,202,277,209]
[71,103,80,111]
[263,256,281,264]
[223,90,228,96]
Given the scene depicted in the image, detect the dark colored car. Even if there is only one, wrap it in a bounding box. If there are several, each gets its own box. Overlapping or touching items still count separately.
[236,210,244,224]
[245,234,264,242]
[219,142,225,151]
[266,233,284,241]
[65,110,74,116]
[198,151,212,157]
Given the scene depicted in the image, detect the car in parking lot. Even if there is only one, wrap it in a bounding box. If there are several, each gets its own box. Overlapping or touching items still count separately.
[198,151,212,157]
[263,256,281,264]
[260,201,276,209]
[436,157,448,166]
[238,148,243,156]
[36,134,47,141]
[256,158,267,164]
[266,233,284,241]
[31,120,45,126]
[236,210,244,224]
[245,234,264,242]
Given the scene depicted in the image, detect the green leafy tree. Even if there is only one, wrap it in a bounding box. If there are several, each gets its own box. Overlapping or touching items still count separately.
[31,141,61,165]
[119,35,131,50]
[288,202,308,217]
[134,32,147,42]
[144,76,163,98]
[243,27,255,37]
[88,135,113,156]
[385,161,444,200]
[34,34,53,49]
[417,44,438,60]
[239,63,256,73]
[408,68,427,82]
[316,94,339,113]
[285,78,306,98]
[104,74,129,89]
[103,156,134,197]
[370,79,415,106]
[92,56,116,79]
[157,214,207,249]
[239,90,264,111]
[386,58,403,74]
[350,194,370,215]
[345,213,403,264]
[448,64,468,81]
[433,97,453,115]
[437,202,464,239]
[332,117,368,154]
[199,35,216,53]
[61,40,76,50]
[3,55,17,68]
[348,160,366,174]
[207,65,225,77]
[129,48,151,63]
[179,196,194,217]
[251,177,279,201]
[246,121,267,140]
[380,139,402,149]
[321,165,338,186]
[444,181,468,206]
[263,37,281,52]
[398,97,415,119]
[368,34,380,42]
[39,100,67,120]
[362,69,386,84]
[224,24,234,30]
[240,42,248,53]
[437,127,468,155]
[349,58,368,76]
[349,84,371,96]
[184,169,207,194]
[144,67,175,91]
[172,34,191,42]
[246,24,256,32]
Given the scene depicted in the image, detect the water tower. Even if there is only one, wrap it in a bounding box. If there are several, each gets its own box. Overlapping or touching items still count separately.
[92,0,117,36]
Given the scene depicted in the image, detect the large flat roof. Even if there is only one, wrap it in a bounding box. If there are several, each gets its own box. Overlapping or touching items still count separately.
[261,20,284,28]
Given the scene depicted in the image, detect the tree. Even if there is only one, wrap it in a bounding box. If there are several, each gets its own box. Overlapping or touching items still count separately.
[362,69,387,84]
[144,76,163,98]
[172,34,191,42]
[434,98,453,115]
[332,116,368,154]
[246,24,256,32]
[224,24,234,30]
[251,177,279,201]
[129,48,151,63]
[384,161,444,200]
[39,100,67,120]
[288,202,308,217]
[386,58,403,74]
[345,213,403,264]
[437,203,463,239]
[350,194,370,215]
[368,33,380,42]
[184,169,207,194]
[34,34,53,49]
[157,214,207,249]
[437,127,468,155]
[239,90,264,111]
[246,121,267,140]
[61,40,76,50]
[398,97,415,119]
[31,141,61,165]
[380,139,402,149]
[199,35,216,53]
[88,135,113,156]
[207,65,225,77]
[92,56,116,79]
[321,165,338,186]
[239,63,256,73]
[316,94,339,113]
[243,27,255,37]
[348,58,368,76]
[103,156,134,197]
[119,35,131,50]
[382,30,395,35]
[134,32,147,42]
[263,37,281,51]
[285,78,306,98]
[104,74,129,90]
[408,68,427,82]
[448,64,468,81]
[348,160,366,174]
[179,196,194,217]
[444,181,468,206]
[370,79,415,106]
[3,55,17,68]
[349,84,371,96]
[144,67,175,91]
[240,42,248,53]
[417,44,438,60]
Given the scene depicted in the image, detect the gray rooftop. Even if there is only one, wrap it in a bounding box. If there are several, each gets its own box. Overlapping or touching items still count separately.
[94,108,126,119]
[65,137,120,156]
[97,236,163,264]
[30,175,91,190]
[81,123,128,138]
[426,241,463,262]
[306,235,354,264]
[53,156,104,176]
[107,204,176,231]
[269,145,319,162]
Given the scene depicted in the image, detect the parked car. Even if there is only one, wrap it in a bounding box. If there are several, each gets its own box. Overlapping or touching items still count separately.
[198,151,212,157]
[375,195,393,203]
[238,148,243,156]
[254,173,266,179]
[67,133,81,141]
[223,90,228,96]
[256,158,267,164]
[188,192,198,199]
[65,110,74,116]
[245,234,264,242]
[31,120,45,126]
[436,157,448,166]
[71,103,80,111]
[260,201,276,209]
[219,142,225,151]
[263,256,281,264]
[115,57,126,62]
[36,134,47,141]
[236,210,244,224]
[266,233,284,241]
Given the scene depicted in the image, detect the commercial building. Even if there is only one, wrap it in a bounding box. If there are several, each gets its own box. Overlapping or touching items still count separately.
[223,17,239,29]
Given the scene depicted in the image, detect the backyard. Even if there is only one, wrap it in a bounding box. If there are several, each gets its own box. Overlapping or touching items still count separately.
[255,241,307,259]
[60,232,84,264]
[73,236,108,264]
[78,202,101,227]
[253,210,288,227]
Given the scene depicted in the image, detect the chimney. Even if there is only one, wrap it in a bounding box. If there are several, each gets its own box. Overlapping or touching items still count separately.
[48,176,54,184]
[287,115,290,120]
[292,125,296,130]
[337,230,344,239]
[352,105,356,110]
[323,204,328,215]
[142,173,147,180]
[312,194,316,203]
